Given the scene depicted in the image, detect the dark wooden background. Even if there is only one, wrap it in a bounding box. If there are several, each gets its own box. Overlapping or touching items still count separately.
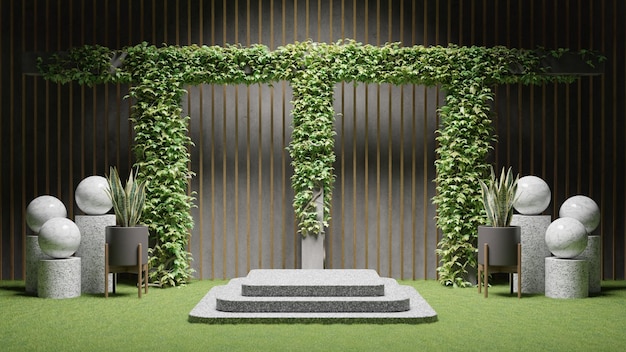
[1,0,624,280]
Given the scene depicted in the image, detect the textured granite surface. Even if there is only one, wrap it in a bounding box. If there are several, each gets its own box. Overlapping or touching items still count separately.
[25,235,52,294]
[576,235,601,294]
[511,215,552,294]
[218,278,408,312]
[75,215,115,294]
[38,257,81,299]
[189,269,438,324]
[242,269,384,296]
[545,257,588,299]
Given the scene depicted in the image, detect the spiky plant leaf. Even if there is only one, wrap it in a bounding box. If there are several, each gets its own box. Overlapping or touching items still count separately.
[479,166,519,227]
[105,166,147,227]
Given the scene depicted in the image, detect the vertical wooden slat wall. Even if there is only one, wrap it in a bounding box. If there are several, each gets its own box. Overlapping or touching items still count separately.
[1,0,624,281]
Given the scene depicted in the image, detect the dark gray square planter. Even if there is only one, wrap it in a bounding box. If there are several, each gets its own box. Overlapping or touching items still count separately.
[477,226,521,267]
[105,226,149,266]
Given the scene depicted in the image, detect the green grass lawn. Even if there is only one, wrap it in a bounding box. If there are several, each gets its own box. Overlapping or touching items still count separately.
[1,278,625,352]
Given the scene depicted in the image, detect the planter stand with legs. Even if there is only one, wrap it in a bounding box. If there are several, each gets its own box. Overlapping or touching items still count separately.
[477,243,522,298]
[104,242,149,298]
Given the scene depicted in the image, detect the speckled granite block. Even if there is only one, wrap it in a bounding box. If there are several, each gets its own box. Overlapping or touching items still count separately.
[545,257,588,299]
[575,235,601,294]
[75,215,115,294]
[217,277,409,313]
[189,269,438,324]
[38,257,81,299]
[26,235,52,294]
[242,269,384,297]
[511,214,552,294]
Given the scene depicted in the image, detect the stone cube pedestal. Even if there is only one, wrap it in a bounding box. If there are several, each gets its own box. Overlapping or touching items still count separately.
[575,235,601,294]
[545,257,588,299]
[25,235,52,294]
[75,214,115,294]
[38,257,81,299]
[511,214,552,294]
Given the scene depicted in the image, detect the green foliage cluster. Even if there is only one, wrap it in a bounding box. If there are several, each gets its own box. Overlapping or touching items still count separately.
[124,45,196,286]
[479,166,519,227]
[37,45,126,85]
[38,40,584,287]
[104,166,146,227]
[288,43,337,237]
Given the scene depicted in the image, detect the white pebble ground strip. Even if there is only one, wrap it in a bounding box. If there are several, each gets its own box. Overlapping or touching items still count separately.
[189,269,438,324]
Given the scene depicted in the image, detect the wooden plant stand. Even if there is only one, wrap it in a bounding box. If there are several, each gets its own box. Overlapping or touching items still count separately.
[104,242,149,298]
[477,243,521,298]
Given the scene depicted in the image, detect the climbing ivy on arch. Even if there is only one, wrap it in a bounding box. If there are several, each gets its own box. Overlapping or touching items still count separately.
[39,40,579,287]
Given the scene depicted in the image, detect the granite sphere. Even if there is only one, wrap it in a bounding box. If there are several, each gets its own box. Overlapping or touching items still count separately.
[545,217,588,259]
[25,195,68,234]
[38,217,81,258]
[513,176,551,215]
[559,195,600,233]
[75,175,113,215]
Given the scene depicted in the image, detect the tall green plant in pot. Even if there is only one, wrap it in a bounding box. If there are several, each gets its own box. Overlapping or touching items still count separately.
[104,166,150,266]
[477,166,521,267]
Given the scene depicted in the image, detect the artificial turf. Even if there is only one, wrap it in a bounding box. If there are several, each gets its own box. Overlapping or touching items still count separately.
[1,278,625,351]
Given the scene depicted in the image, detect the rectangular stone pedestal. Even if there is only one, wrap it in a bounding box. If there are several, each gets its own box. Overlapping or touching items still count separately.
[511,214,552,294]
[75,215,115,294]
[26,235,52,294]
[576,235,601,294]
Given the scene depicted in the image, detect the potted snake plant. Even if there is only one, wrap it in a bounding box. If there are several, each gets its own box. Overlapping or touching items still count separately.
[104,166,149,266]
[477,166,521,266]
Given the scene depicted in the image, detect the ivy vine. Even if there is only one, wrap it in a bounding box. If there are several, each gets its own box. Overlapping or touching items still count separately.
[38,40,588,287]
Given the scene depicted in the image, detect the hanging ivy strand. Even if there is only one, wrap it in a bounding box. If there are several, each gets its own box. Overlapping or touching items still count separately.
[289,42,337,237]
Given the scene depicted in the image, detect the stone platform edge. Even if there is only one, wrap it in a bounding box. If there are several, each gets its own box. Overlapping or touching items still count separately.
[188,314,439,325]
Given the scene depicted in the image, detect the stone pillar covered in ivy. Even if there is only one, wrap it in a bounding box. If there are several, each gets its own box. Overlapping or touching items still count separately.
[433,82,494,287]
[127,45,195,287]
[289,43,336,265]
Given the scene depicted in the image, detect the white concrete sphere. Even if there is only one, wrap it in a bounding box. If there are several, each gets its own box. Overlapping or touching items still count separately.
[75,175,112,215]
[559,195,600,233]
[545,217,588,259]
[25,195,68,234]
[38,217,81,258]
[513,176,551,215]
